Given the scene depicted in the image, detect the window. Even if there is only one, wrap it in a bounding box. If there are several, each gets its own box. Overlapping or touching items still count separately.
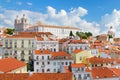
[37,69,39,72]
[14,40,17,48]
[42,56,44,60]
[48,61,50,65]
[69,62,72,65]
[47,69,50,72]
[36,56,39,60]
[42,69,44,72]
[54,69,56,72]
[10,40,12,47]
[5,40,8,47]
[42,62,44,65]
[32,41,34,48]
[21,40,24,48]
[50,48,52,52]
[21,50,25,60]
[36,62,39,65]
[87,74,90,77]
[54,48,56,52]
[53,62,56,66]
[29,50,31,55]
[58,62,60,65]
[28,40,31,44]
[66,62,68,65]
[47,56,49,59]
[10,50,12,55]
[80,57,82,60]
[62,62,64,65]
[101,64,103,66]
[81,68,84,71]
[95,64,97,67]
[106,63,108,65]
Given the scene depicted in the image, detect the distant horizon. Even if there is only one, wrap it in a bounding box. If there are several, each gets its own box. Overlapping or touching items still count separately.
[0,0,120,37]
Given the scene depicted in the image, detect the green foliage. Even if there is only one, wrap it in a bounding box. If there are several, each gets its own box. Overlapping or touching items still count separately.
[6,28,14,35]
[82,34,87,39]
[76,31,93,39]
[69,31,75,37]
[108,35,113,39]
[85,32,92,37]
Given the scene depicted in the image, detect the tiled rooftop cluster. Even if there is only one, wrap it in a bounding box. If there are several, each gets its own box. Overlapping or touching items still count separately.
[0,23,120,80]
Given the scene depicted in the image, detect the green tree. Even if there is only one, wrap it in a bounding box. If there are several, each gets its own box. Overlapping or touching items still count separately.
[6,28,14,35]
[108,35,113,39]
[69,31,74,37]
[82,34,87,39]
[85,32,92,37]
[76,31,92,39]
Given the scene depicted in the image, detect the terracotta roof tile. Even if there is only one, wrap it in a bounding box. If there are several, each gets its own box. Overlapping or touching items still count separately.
[0,73,29,80]
[51,52,72,59]
[71,63,85,68]
[87,57,113,64]
[73,49,83,54]
[0,58,26,73]
[110,68,120,76]
[34,50,51,55]
[26,73,72,80]
[86,67,118,79]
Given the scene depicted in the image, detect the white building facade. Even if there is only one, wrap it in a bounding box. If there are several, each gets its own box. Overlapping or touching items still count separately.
[36,41,59,52]
[71,63,92,80]
[34,50,74,73]
[14,14,81,38]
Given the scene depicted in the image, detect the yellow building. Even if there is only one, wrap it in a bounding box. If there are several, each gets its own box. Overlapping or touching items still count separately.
[0,58,27,73]
[72,49,99,64]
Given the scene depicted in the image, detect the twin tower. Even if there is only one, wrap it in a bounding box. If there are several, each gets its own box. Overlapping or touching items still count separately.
[14,14,28,33]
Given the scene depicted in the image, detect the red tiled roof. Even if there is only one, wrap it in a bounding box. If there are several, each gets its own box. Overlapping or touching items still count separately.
[0,73,29,80]
[73,49,83,54]
[18,32,53,36]
[64,66,71,73]
[5,32,53,39]
[34,50,51,55]
[110,68,120,76]
[87,57,113,64]
[86,67,118,79]
[69,40,88,44]
[36,37,44,41]
[0,58,26,73]
[51,52,72,59]
[26,73,72,80]
[6,35,35,38]
[71,63,85,68]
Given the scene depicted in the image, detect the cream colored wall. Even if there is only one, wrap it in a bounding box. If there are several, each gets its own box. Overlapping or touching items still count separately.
[8,66,27,73]
[75,50,93,64]
[3,38,35,63]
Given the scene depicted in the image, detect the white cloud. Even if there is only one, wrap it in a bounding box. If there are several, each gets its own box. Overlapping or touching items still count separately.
[100,9,120,37]
[27,2,32,6]
[0,6,100,36]
[16,2,22,5]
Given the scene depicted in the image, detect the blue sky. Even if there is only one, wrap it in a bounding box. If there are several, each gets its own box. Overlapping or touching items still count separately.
[0,0,120,37]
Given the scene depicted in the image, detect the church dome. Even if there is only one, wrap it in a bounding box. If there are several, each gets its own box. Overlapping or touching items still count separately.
[108,26,115,37]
